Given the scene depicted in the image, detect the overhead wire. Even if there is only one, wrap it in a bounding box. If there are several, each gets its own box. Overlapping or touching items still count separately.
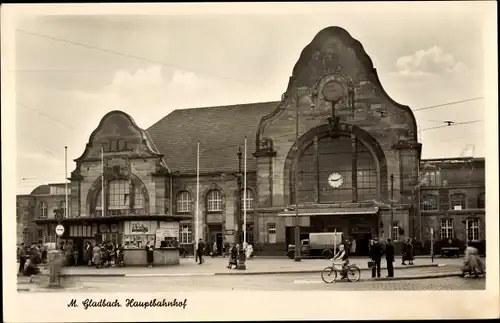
[412,97,484,112]
[15,29,485,173]
[421,119,483,132]
[16,29,264,89]
[20,132,61,158]
[17,102,77,131]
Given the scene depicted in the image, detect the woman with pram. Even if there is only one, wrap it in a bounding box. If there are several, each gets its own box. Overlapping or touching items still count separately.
[23,243,41,282]
[227,244,238,269]
[461,244,485,277]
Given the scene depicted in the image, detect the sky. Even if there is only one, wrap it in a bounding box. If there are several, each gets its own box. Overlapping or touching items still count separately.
[6,2,494,195]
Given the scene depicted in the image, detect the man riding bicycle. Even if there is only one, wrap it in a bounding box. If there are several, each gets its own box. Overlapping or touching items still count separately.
[331,243,349,279]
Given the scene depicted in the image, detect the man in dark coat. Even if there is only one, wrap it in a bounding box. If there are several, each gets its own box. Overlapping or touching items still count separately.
[370,237,383,278]
[196,238,205,265]
[385,238,395,277]
[146,242,154,268]
[17,243,26,274]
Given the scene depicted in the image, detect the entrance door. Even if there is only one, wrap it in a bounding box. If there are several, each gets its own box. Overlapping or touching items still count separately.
[72,238,85,265]
[210,232,223,253]
[351,233,371,256]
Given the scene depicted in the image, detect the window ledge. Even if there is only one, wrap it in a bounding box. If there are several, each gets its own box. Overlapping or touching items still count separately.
[207,210,223,214]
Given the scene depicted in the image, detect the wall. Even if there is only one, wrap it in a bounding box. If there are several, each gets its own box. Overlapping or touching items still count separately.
[172,172,257,245]
[16,196,36,245]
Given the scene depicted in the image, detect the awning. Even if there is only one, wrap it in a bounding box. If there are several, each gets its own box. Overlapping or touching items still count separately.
[278,207,379,217]
[34,214,191,224]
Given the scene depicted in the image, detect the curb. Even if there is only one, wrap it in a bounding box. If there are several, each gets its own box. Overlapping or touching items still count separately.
[359,273,461,282]
[212,264,440,276]
[49,263,441,278]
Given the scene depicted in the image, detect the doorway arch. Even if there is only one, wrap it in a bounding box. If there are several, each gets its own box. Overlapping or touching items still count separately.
[283,123,388,205]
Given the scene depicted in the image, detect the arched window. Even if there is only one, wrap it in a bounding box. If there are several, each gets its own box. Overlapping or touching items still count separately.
[450,193,467,210]
[177,191,192,212]
[477,193,485,209]
[241,189,254,211]
[95,178,147,216]
[108,180,130,210]
[296,136,378,204]
[207,190,222,212]
[421,195,438,211]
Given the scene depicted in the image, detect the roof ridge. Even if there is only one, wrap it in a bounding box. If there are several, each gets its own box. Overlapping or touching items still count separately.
[146,100,279,131]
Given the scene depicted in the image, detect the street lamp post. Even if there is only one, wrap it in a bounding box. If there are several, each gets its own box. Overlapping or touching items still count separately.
[294,89,301,262]
[390,174,394,239]
[236,148,246,270]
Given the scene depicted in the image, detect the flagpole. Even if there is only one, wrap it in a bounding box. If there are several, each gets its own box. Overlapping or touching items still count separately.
[243,137,247,245]
[196,141,200,251]
[64,146,68,218]
[101,146,105,217]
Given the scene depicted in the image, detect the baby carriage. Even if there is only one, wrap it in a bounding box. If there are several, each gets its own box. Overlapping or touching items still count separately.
[460,247,485,278]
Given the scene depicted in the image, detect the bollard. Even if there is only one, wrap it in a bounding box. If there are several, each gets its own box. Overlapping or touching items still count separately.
[48,250,63,288]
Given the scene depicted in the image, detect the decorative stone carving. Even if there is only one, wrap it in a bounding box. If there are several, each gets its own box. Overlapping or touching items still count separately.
[103,156,130,181]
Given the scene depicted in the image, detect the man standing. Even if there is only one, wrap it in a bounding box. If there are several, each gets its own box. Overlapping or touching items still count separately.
[17,243,26,274]
[196,238,205,265]
[370,237,383,278]
[385,238,395,277]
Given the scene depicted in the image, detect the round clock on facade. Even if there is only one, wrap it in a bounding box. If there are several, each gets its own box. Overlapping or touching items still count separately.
[328,172,344,188]
[322,81,345,102]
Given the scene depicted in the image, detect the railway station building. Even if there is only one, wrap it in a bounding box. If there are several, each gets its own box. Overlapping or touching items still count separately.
[17,26,485,257]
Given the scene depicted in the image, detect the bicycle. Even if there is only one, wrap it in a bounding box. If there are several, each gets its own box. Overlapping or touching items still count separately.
[321,260,361,283]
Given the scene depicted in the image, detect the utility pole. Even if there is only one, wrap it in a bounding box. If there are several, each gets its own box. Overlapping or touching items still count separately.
[390,174,395,240]
[294,89,301,262]
[236,148,246,270]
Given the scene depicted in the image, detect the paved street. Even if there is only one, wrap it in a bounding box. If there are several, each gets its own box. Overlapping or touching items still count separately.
[17,264,485,292]
[40,256,471,277]
[20,271,484,292]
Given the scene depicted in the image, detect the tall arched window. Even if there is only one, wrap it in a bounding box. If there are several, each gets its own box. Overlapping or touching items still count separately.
[450,193,467,210]
[95,178,147,216]
[296,136,378,204]
[421,195,438,211]
[177,191,192,212]
[477,193,485,209]
[242,189,254,211]
[39,201,48,218]
[207,190,222,212]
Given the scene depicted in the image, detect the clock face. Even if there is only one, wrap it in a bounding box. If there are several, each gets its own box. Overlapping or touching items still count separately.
[328,173,344,188]
[322,81,344,102]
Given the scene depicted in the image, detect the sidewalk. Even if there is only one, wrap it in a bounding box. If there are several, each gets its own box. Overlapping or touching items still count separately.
[33,257,466,278]
[17,263,466,292]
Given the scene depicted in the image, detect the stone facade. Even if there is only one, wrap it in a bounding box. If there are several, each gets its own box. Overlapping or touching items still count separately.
[16,184,69,245]
[419,158,486,254]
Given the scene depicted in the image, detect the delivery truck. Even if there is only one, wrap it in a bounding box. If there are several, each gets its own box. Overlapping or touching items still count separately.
[287,232,344,259]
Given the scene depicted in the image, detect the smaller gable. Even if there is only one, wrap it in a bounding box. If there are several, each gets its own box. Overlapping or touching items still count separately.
[74,110,164,163]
